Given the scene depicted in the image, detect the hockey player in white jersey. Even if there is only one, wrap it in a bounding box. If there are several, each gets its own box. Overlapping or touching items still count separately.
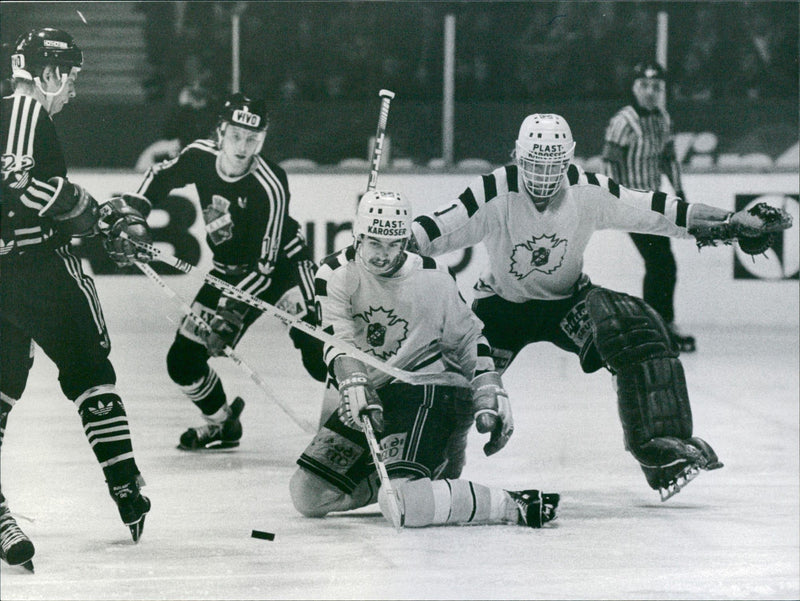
[410,113,792,500]
[289,190,560,528]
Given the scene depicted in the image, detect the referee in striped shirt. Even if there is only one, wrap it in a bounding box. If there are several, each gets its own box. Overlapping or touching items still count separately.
[602,61,696,353]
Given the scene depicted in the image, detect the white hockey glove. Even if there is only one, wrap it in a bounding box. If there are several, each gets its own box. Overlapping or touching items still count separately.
[97,194,153,266]
[333,356,384,432]
[275,285,308,318]
[471,371,514,456]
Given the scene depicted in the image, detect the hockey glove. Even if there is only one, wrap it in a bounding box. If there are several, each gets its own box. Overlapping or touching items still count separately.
[44,177,99,237]
[98,194,153,266]
[333,355,384,432]
[471,371,514,456]
[732,203,793,256]
[275,285,308,318]
[205,299,248,357]
[694,202,792,254]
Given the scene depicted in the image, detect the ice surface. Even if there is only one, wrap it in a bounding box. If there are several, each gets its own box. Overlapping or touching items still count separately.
[1,276,798,600]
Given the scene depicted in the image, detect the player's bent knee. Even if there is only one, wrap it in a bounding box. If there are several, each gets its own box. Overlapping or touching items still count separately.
[289,469,346,518]
[166,336,208,385]
[59,358,116,401]
[586,287,677,372]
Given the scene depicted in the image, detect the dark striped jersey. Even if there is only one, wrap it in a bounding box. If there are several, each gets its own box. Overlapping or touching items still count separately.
[138,139,309,293]
[412,163,692,302]
[315,247,492,387]
[1,93,71,255]
[602,103,682,193]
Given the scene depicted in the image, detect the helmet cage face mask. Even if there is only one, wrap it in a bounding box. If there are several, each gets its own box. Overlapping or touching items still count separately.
[515,114,575,199]
[354,190,412,275]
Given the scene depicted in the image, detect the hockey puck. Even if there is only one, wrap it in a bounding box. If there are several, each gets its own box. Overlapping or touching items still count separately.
[251,530,275,541]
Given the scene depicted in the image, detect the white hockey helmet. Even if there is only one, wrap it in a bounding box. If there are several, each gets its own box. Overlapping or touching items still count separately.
[353,190,412,242]
[515,113,576,200]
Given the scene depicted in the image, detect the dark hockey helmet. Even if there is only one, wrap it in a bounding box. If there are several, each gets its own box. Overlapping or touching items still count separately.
[632,61,667,83]
[217,92,269,132]
[11,28,83,80]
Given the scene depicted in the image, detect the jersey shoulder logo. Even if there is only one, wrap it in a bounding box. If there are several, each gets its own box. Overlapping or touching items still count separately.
[355,306,409,360]
[2,153,35,189]
[510,233,567,279]
[203,194,234,245]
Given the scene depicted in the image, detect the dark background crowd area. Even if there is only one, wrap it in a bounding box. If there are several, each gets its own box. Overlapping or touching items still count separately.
[1,1,797,168]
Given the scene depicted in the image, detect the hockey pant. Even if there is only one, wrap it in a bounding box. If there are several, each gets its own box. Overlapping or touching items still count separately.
[290,381,473,517]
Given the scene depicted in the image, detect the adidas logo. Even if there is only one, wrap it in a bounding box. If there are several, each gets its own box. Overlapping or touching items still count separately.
[88,400,114,417]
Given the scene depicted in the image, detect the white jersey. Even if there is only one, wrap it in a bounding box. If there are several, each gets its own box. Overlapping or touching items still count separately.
[316,247,490,388]
[412,163,694,302]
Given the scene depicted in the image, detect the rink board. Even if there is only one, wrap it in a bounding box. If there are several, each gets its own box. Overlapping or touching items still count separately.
[68,170,799,326]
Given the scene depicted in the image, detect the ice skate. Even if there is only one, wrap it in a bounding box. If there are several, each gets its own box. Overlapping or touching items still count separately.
[109,475,151,543]
[640,436,723,501]
[667,322,696,353]
[507,489,560,528]
[0,501,35,572]
[178,397,245,451]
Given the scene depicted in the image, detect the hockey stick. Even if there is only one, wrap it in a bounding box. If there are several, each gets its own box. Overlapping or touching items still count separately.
[367,89,395,192]
[361,89,409,530]
[132,260,316,433]
[361,416,402,531]
[120,236,470,388]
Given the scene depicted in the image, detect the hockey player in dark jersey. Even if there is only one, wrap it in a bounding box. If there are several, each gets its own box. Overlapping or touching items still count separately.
[603,61,696,352]
[136,92,326,451]
[1,28,153,569]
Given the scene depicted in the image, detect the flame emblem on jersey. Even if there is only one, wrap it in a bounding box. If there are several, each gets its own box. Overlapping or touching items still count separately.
[510,234,567,279]
[203,194,234,245]
[355,307,408,360]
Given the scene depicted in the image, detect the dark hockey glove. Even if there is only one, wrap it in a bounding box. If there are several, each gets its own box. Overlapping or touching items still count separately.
[694,202,792,255]
[98,194,153,266]
[333,356,384,432]
[733,202,792,256]
[205,298,249,357]
[44,177,99,237]
[471,371,514,456]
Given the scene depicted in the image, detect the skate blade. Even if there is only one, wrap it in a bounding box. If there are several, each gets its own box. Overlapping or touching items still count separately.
[128,516,147,543]
[659,465,700,501]
[176,440,241,452]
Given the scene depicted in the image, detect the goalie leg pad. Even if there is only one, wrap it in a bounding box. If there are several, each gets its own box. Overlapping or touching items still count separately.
[615,357,693,449]
[586,289,714,491]
[585,287,677,372]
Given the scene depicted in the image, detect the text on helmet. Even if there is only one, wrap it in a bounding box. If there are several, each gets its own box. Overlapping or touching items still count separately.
[367,218,407,237]
[43,40,69,49]
[232,109,261,128]
[531,143,567,156]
